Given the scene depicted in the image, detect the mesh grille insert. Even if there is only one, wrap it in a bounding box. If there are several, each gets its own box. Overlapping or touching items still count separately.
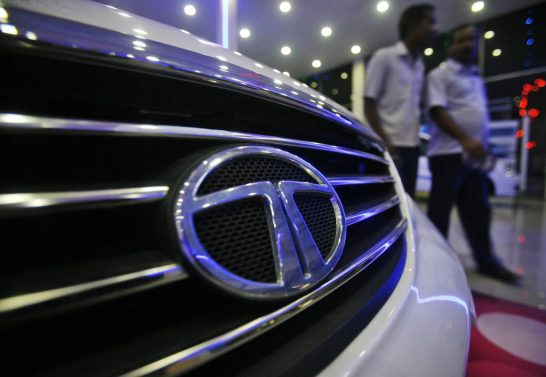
[294,194,337,260]
[198,156,316,195]
[193,198,277,283]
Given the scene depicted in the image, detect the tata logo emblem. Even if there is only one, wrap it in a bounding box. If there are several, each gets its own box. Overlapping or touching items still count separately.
[173,146,346,300]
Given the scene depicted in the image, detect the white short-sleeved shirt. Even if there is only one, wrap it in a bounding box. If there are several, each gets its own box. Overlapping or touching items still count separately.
[364,41,424,147]
[427,59,489,156]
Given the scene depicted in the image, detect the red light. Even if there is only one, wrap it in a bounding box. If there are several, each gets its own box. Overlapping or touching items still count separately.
[532,85,539,92]
[523,83,533,92]
[518,235,526,244]
[519,97,528,109]
[525,141,537,150]
[536,78,546,88]
[516,130,524,138]
[519,109,527,117]
[528,108,540,118]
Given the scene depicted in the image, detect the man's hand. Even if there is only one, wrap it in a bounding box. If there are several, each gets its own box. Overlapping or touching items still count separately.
[461,137,487,162]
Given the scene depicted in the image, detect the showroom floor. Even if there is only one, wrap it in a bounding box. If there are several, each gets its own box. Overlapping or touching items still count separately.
[416,197,546,311]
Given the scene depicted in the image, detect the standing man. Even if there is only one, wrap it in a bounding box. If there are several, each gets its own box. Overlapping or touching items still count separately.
[427,24,517,282]
[364,3,437,198]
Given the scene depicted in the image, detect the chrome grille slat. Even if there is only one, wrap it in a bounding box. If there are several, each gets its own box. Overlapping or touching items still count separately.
[121,219,407,377]
[0,186,169,211]
[327,175,395,186]
[345,196,401,226]
[0,113,388,165]
[0,263,186,315]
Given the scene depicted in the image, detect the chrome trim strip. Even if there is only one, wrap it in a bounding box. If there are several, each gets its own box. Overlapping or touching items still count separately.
[0,264,187,314]
[345,196,401,226]
[327,175,395,186]
[0,186,169,210]
[121,219,407,377]
[0,114,388,165]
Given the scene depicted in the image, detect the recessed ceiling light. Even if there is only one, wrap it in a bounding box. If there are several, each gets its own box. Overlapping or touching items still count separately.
[281,46,291,55]
[234,51,242,56]
[219,65,229,70]
[133,46,145,51]
[274,79,283,85]
[310,81,318,88]
[321,26,332,37]
[376,1,389,13]
[126,54,135,59]
[180,29,191,34]
[341,72,349,79]
[132,40,147,48]
[146,56,159,62]
[240,28,251,39]
[283,71,290,77]
[484,30,494,39]
[216,55,228,62]
[492,48,502,57]
[184,4,196,16]
[424,48,433,56]
[0,24,18,35]
[0,7,9,20]
[312,59,322,68]
[351,45,362,54]
[279,2,291,13]
[255,63,264,68]
[133,28,148,35]
[25,31,38,40]
[471,1,485,12]
[117,11,131,18]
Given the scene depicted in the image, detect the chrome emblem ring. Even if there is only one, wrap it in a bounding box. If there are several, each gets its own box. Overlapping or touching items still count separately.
[173,146,346,300]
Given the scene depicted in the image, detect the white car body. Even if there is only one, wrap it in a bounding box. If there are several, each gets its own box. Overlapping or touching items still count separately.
[1,1,474,376]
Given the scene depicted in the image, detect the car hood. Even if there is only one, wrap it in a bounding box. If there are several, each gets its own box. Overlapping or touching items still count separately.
[1,0,380,142]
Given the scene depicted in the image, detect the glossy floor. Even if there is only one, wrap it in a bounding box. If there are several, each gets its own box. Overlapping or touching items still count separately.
[417,197,546,311]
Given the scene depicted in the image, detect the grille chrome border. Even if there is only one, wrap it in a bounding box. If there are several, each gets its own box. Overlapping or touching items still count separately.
[346,196,401,226]
[173,145,346,300]
[122,218,407,377]
[0,186,169,211]
[0,113,388,165]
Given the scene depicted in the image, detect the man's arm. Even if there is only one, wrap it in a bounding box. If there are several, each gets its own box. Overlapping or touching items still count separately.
[363,51,395,153]
[364,97,394,153]
[429,106,486,161]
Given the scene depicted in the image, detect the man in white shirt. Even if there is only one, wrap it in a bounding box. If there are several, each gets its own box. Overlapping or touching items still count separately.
[365,3,437,198]
[427,24,517,282]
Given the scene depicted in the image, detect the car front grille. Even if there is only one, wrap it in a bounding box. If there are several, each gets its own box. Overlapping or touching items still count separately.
[0,113,406,377]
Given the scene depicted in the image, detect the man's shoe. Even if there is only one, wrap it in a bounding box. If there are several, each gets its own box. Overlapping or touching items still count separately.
[478,264,520,283]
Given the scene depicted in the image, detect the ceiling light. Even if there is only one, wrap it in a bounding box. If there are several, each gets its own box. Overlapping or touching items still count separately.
[281,46,291,55]
[184,4,196,16]
[471,1,484,12]
[133,46,145,51]
[146,56,159,62]
[279,2,291,13]
[132,40,147,48]
[126,54,135,59]
[484,30,494,39]
[321,26,332,37]
[312,59,322,68]
[283,71,290,77]
[0,7,8,20]
[274,79,283,85]
[117,12,131,18]
[219,65,229,70]
[255,63,264,68]
[180,29,191,34]
[310,82,318,88]
[351,45,362,54]
[133,28,148,35]
[234,51,242,56]
[273,69,281,73]
[492,49,502,57]
[424,48,433,56]
[216,55,228,61]
[341,72,348,79]
[376,1,389,13]
[25,31,38,40]
[0,24,18,35]
[239,28,251,39]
